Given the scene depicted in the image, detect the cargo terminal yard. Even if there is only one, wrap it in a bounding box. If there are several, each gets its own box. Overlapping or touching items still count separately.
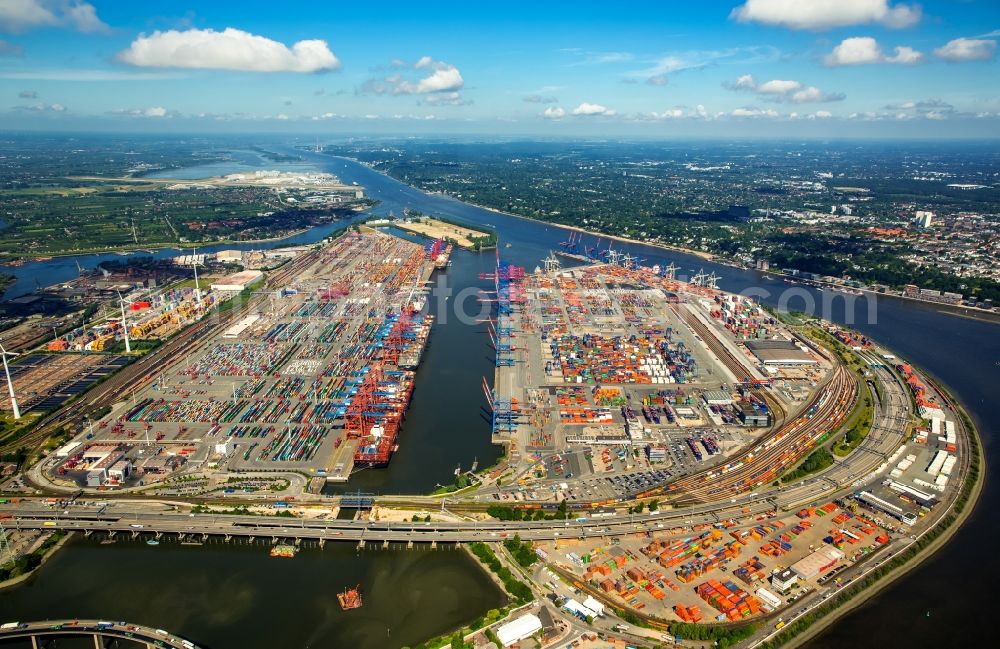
[28,230,438,491]
[482,257,841,506]
[0,240,977,644]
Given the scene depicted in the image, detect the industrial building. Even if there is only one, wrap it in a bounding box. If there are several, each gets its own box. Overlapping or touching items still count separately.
[755,586,783,610]
[701,390,733,406]
[210,270,264,292]
[737,403,771,427]
[771,568,798,593]
[215,250,244,263]
[790,546,844,581]
[495,613,542,647]
[746,340,817,366]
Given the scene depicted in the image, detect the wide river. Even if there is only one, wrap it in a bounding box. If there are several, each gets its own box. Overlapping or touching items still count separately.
[2,146,998,647]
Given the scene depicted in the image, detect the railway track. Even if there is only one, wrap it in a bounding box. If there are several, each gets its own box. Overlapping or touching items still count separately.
[669,365,855,504]
[672,303,787,425]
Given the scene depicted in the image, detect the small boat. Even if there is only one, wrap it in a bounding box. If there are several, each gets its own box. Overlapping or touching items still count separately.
[338,585,363,610]
[146,539,160,546]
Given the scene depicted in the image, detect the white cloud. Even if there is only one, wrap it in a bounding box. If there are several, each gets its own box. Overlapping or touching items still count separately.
[933,38,997,62]
[108,106,174,118]
[420,91,471,106]
[117,28,341,73]
[542,106,565,119]
[523,94,558,104]
[647,108,685,120]
[810,110,833,119]
[404,64,463,93]
[646,75,669,86]
[362,57,464,95]
[884,98,958,120]
[731,0,920,30]
[824,37,923,66]
[13,101,65,112]
[727,75,844,103]
[572,102,615,116]
[0,0,107,34]
[757,79,801,94]
[790,86,844,103]
[731,107,779,118]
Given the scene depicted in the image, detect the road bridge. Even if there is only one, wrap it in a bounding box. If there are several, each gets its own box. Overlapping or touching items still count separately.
[0,619,196,649]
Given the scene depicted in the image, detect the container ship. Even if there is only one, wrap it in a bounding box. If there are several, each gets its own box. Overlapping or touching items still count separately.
[425,238,453,269]
[345,310,433,467]
[338,585,363,610]
[434,243,454,270]
[554,250,590,263]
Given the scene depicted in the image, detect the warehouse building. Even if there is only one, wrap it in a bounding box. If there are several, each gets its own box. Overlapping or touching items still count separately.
[791,546,844,581]
[496,614,542,647]
[702,390,734,406]
[211,270,264,292]
[746,340,817,366]
[737,403,771,427]
[215,250,244,263]
[108,459,132,483]
[756,586,783,610]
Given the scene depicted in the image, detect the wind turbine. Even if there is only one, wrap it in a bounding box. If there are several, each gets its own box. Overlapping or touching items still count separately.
[116,290,132,353]
[191,247,202,303]
[0,343,20,420]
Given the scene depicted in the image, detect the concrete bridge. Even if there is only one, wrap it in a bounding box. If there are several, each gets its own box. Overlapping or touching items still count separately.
[0,619,197,649]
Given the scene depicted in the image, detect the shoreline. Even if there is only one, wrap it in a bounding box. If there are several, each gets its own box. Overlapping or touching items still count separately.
[0,531,73,591]
[454,196,716,261]
[773,368,985,648]
[0,227,319,265]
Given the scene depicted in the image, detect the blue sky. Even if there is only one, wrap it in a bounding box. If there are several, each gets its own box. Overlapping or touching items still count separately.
[1,0,998,137]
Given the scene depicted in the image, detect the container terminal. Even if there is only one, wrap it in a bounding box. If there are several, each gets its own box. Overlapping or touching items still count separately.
[481,253,840,505]
[35,230,438,489]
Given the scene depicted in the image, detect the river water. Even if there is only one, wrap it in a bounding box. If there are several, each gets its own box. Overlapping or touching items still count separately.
[2,146,998,647]
[0,536,505,649]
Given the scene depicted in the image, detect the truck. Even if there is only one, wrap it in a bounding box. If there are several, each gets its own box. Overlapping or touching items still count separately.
[97,622,114,630]
[1,622,20,630]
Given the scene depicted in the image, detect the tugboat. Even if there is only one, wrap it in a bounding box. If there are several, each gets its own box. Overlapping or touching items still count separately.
[338,584,363,610]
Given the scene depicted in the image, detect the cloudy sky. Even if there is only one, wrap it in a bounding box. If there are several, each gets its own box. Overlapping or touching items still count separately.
[1,0,998,136]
